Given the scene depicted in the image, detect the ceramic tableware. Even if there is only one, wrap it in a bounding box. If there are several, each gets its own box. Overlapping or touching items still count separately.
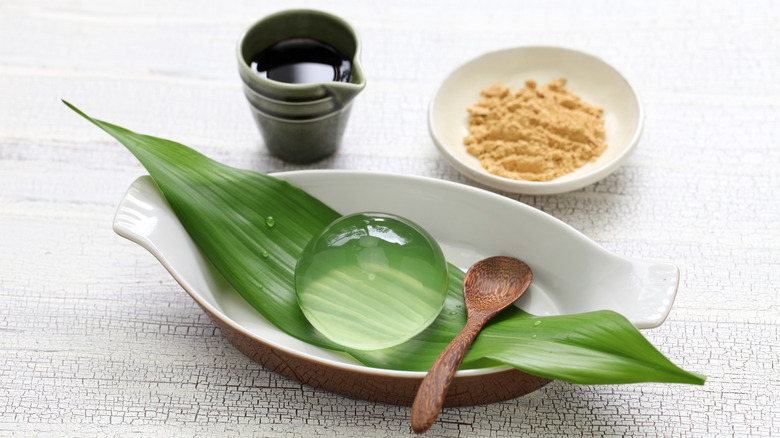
[237,10,366,163]
[113,171,677,406]
[429,46,643,194]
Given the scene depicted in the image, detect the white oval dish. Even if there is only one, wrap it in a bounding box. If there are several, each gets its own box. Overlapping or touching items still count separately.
[429,46,643,195]
[113,170,676,405]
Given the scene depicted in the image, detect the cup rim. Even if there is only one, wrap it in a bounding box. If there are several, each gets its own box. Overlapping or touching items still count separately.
[236,9,366,95]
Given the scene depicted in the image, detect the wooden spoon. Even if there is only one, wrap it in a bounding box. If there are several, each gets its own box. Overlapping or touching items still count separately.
[410,256,533,434]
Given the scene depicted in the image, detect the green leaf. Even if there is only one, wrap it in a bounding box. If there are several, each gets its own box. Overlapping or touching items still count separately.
[465,308,706,384]
[64,101,342,351]
[65,101,705,386]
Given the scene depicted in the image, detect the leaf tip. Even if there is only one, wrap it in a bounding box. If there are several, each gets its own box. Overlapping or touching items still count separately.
[691,372,707,385]
[62,100,95,123]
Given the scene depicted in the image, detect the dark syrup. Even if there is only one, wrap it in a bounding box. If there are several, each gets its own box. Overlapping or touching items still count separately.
[250,38,352,84]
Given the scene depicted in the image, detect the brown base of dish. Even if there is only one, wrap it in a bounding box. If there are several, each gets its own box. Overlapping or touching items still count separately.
[207,310,551,407]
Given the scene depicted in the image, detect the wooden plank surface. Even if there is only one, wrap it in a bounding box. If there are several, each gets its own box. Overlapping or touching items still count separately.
[1,1,778,436]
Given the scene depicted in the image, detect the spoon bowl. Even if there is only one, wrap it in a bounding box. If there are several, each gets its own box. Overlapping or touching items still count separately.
[463,257,533,315]
[411,256,533,433]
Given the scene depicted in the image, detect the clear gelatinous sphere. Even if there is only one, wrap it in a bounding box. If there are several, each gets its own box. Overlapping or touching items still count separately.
[295,212,448,350]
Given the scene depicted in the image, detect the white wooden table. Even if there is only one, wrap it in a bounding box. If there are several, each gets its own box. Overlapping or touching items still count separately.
[1,1,778,436]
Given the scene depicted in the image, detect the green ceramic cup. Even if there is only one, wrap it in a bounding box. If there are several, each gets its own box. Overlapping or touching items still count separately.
[237,9,366,163]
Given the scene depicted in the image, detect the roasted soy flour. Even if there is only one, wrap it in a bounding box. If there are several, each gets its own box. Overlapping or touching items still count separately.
[464,78,606,182]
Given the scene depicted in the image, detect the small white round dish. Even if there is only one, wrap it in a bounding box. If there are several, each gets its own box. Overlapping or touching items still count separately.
[429,46,643,195]
[113,170,677,407]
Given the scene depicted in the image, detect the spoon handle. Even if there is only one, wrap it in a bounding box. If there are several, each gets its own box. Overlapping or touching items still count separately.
[410,312,489,434]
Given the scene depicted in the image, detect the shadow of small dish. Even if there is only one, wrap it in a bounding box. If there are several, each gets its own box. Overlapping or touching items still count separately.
[429,46,643,195]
